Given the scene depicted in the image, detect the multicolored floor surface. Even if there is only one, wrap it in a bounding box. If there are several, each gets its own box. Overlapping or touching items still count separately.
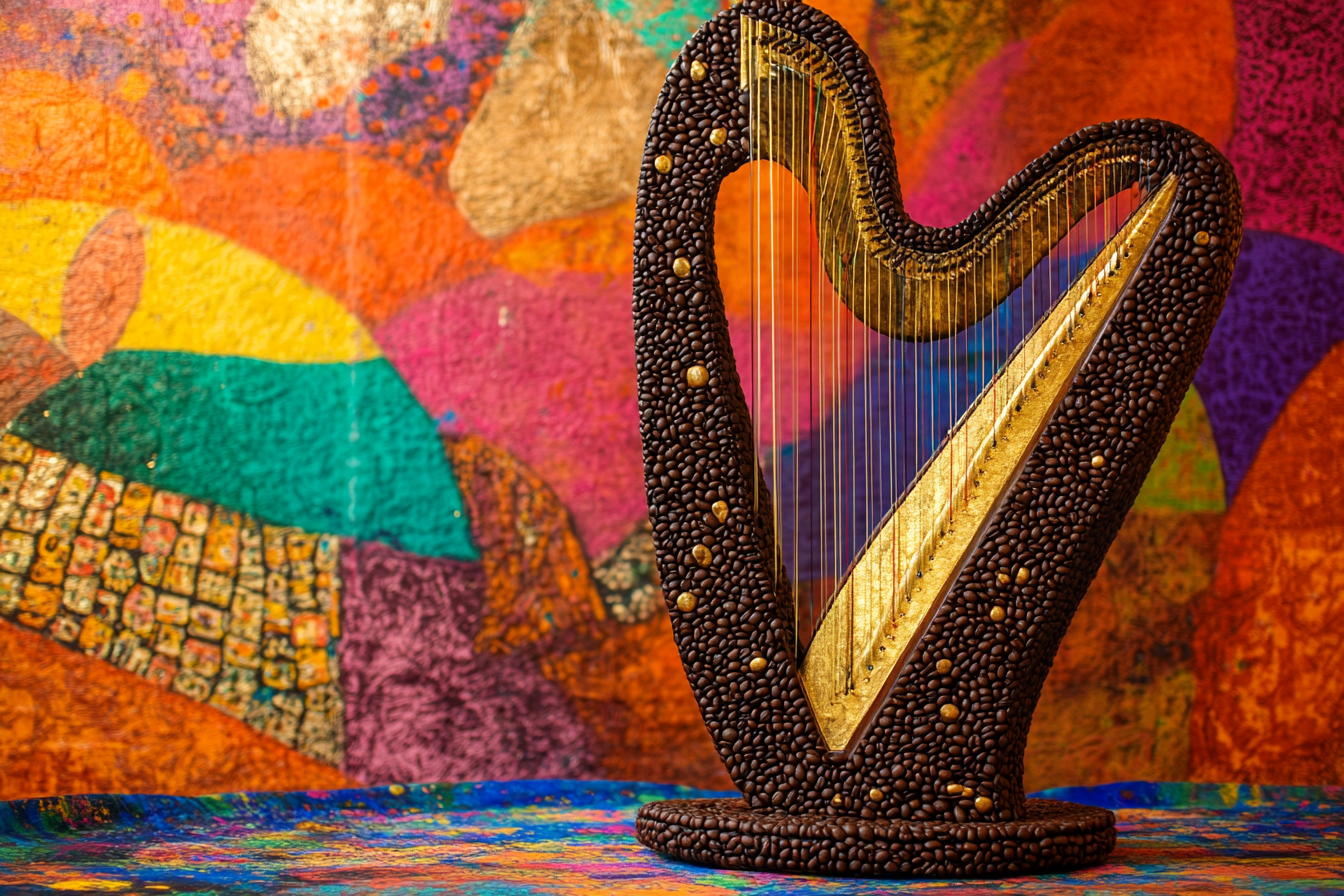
[1,780,1341,894]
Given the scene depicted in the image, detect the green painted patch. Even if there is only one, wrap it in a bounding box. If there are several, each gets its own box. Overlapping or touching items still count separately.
[1132,386,1226,513]
[594,0,722,61]
[11,351,477,561]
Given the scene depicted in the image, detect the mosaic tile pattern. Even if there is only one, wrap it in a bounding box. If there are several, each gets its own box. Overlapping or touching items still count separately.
[0,780,1340,893]
[0,433,345,765]
[593,520,660,624]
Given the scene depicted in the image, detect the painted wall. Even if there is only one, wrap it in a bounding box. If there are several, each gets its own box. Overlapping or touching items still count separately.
[0,0,1339,799]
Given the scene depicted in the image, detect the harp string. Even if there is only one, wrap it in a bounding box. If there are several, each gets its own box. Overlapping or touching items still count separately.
[738,29,1151,693]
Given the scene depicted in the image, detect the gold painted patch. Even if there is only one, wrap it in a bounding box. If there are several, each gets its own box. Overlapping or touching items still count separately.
[449,0,667,238]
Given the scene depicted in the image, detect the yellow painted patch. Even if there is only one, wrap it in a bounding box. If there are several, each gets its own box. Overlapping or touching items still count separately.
[0,199,111,339]
[116,69,152,104]
[50,881,132,891]
[120,217,381,363]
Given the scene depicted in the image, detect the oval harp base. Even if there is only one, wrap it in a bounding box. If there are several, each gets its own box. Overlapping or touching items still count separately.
[630,0,1241,879]
[638,797,1115,877]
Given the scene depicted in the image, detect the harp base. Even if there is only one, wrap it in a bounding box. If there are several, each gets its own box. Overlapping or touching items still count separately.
[635,797,1116,878]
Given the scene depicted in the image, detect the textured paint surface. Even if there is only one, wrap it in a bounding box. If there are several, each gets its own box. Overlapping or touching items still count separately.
[0,0,1342,803]
[0,623,353,800]
[1194,342,1344,784]
[10,353,475,560]
[339,539,596,783]
[0,780,1341,893]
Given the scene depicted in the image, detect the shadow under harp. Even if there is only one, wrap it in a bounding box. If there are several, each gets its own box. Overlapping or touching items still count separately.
[631,0,1241,880]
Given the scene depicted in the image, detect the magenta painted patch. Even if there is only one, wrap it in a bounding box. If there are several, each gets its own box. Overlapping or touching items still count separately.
[1227,0,1344,255]
[903,42,1029,228]
[338,540,596,784]
[375,271,647,559]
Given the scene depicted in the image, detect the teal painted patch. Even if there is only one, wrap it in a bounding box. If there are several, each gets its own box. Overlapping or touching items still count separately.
[11,351,477,561]
[594,0,721,61]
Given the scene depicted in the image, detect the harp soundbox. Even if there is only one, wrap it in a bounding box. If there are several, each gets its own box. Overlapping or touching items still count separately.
[632,0,1241,878]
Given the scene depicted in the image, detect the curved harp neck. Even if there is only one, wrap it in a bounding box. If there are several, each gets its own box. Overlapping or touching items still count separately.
[743,17,1152,341]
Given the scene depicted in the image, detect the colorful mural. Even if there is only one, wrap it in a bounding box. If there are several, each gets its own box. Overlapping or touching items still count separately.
[0,0,1341,802]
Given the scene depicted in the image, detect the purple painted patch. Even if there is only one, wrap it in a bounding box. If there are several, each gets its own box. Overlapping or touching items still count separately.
[1228,0,1344,256]
[338,540,596,785]
[50,0,520,160]
[1194,231,1344,503]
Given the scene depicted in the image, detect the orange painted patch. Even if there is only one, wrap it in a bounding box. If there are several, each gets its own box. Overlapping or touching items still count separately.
[0,622,355,800]
[548,609,732,790]
[713,160,834,324]
[0,70,176,213]
[998,0,1235,171]
[495,200,636,283]
[895,0,1235,203]
[1191,342,1344,784]
[172,148,492,326]
[62,209,145,370]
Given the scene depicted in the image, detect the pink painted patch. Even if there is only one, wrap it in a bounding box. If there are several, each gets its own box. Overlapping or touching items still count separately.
[375,271,645,559]
[1227,0,1344,256]
[904,42,1028,228]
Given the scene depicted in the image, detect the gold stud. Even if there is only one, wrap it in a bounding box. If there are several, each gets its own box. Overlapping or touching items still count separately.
[831,793,842,806]
[936,659,951,674]
[710,127,727,145]
[711,500,728,522]
[689,60,707,81]
[1194,230,1210,246]
[946,783,963,795]
[990,606,1006,622]
[975,796,993,813]
[1091,454,1106,468]
[389,783,406,795]
[996,572,1010,586]
[676,592,697,611]
[686,365,709,387]
[749,656,767,672]
[672,257,690,278]
[940,703,960,721]
[692,544,712,567]
[869,788,883,801]
[654,154,672,174]
[1015,567,1030,585]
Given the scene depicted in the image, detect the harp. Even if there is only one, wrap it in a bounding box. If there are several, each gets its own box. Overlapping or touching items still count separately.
[631,0,1241,879]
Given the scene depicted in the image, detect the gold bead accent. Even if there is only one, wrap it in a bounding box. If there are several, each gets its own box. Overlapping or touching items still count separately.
[946,783,963,795]
[869,788,883,801]
[990,606,1006,622]
[996,572,1010,586]
[1194,230,1210,246]
[749,656,767,672]
[685,365,709,387]
[692,544,712,567]
[709,127,727,145]
[689,60,707,81]
[672,257,690,278]
[975,796,993,813]
[940,703,960,721]
[389,783,406,795]
[1091,454,1106,468]
[936,659,951,674]
[831,793,842,806]
[1015,567,1030,585]
[711,500,729,522]
[654,154,672,173]
[676,592,697,611]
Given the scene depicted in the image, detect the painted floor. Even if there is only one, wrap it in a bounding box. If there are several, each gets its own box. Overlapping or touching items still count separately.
[1,780,1341,894]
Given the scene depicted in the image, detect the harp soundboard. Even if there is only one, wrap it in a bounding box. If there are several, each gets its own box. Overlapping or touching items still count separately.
[631,0,1241,878]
